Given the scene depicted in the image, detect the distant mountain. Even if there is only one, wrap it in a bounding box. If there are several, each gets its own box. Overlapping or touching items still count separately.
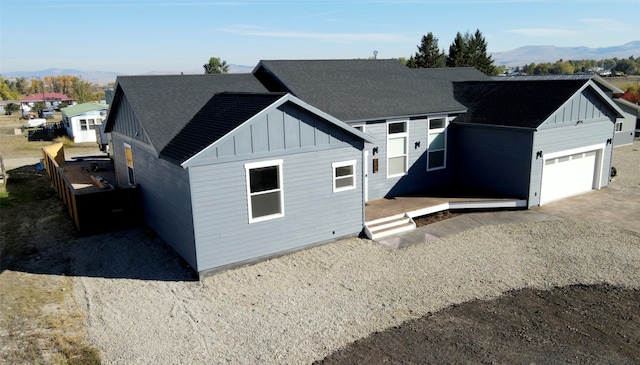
[493,41,640,66]
[1,68,122,85]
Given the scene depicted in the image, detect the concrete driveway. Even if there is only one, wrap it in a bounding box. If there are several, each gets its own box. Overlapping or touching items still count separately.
[535,185,640,234]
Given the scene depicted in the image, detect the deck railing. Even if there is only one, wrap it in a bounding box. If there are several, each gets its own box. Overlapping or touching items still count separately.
[41,143,142,234]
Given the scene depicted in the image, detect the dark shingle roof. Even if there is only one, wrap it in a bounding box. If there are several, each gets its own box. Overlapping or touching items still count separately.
[107,74,268,154]
[413,67,490,82]
[159,93,285,165]
[254,59,468,121]
[453,80,588,128]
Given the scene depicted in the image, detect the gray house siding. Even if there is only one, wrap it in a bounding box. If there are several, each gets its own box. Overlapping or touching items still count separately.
[109,94,150,144]
[185,101,366,272]
[361,117,452,200]
[451,124,533,199]
[109,111,198,269]
[614,100,638,147]
[526,87,617,207]
[185,103,360,167]
[528,120,614,207]
[190,147,363,271]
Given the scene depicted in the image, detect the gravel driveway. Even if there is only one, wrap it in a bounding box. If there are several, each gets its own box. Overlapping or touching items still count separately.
[73,142,640,364]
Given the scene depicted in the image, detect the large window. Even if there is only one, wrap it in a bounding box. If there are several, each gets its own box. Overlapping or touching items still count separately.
[332,160,356,192]
[427,118,447,171]
[387,121,408,177]
[245,160,284,223]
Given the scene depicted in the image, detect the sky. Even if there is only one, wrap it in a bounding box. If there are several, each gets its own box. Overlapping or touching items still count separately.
[1,0,639,75]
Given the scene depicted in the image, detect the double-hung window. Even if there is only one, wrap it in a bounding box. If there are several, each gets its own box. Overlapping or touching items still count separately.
[387,121,408,177]
[245,160,284,223]
[332,160,356,192]
[427,118,447,171]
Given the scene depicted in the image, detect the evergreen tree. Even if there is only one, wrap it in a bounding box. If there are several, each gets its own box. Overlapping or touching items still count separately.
[203,57,230,74]
[445,30,496,75]
[446,32,467,68]
[408,33,445,68]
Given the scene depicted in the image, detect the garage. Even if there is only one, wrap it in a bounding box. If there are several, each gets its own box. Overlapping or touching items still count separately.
[540,146,603,205]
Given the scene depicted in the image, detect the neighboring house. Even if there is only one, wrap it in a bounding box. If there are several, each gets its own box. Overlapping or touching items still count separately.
[20,93,74,115]
[103,61,625,276]
[61,103,109,143]
[0,100,20,115]
[104,74,372,275]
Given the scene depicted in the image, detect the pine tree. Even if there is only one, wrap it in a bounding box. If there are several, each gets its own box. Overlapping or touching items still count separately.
[446,32,467,68]
[445,30,496,75]
[408,33,445,68]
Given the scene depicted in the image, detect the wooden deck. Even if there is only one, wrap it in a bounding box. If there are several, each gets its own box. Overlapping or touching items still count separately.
[365,186,527,222]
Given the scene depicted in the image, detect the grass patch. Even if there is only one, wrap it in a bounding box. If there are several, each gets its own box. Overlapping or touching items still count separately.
[54,136,75,147]
[0,272,101,364]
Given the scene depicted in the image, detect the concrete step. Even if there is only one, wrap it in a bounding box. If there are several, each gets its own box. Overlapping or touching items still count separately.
[365,214,416,240]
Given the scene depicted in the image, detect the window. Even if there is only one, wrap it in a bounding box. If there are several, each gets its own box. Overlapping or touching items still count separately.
[124,143,135,185]
[245,160,284,223]
[615,122,623,132]
[427,117,447,171]
[80,118,98,131]
[387,121,408,177]
[332,160,356,192]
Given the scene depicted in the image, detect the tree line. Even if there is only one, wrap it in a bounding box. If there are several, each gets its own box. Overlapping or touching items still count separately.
[0,75,107,104]
[403,30,640,77]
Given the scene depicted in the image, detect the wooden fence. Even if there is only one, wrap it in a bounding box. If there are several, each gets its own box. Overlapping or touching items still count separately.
[41,143,142,234]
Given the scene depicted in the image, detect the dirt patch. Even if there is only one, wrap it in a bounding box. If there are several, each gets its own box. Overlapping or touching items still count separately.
[413,210,460,227]
[315,283,640,364]
[1,164,100,363]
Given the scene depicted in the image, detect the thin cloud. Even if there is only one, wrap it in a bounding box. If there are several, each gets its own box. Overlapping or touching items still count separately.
[218,25,408,43]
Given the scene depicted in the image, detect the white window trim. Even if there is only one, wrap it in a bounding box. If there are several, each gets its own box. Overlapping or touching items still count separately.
[332,160,357,193]
[427,117,448,171]
[615,121,623,132]
[244,159,284,224]
[352,123,365,133]
[387,120,408,178]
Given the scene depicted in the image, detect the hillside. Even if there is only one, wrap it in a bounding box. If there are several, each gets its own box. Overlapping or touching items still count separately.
[493,41,640,66]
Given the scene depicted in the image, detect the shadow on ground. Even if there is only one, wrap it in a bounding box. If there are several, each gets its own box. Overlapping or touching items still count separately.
[315,283,640,364]
[1,164,196,281]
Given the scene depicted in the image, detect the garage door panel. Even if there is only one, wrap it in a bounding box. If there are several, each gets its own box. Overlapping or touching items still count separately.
[540,150,599,205]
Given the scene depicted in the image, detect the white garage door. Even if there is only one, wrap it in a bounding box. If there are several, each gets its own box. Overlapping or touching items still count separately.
[540,149,601,204]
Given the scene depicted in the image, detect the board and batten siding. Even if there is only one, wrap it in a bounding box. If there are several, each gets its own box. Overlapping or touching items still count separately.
[109,125,197,268]
[109,94,150,144]
[189,147,363,271]
[363,118,451,200]
[451,124,533,199]
[186,101,366,272]
[185,103,360,167]
[527,87,616,207]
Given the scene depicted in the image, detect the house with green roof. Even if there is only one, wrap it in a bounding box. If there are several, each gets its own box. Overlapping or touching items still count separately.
[61,102,109,144]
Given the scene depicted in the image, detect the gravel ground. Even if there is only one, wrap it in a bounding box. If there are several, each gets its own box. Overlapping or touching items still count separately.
[73,141,640,364]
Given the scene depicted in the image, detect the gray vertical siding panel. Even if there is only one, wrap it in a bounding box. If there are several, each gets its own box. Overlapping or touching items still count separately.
[190,147,363,271]
[110,132,197,268]
[452,124,533,199]
[267,109,285,151]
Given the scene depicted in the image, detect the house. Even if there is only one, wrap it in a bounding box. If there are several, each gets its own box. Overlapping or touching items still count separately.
[61,103,109,143]
[103,61,625,276]
[104,74,373,275]
[20,93,74,116]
